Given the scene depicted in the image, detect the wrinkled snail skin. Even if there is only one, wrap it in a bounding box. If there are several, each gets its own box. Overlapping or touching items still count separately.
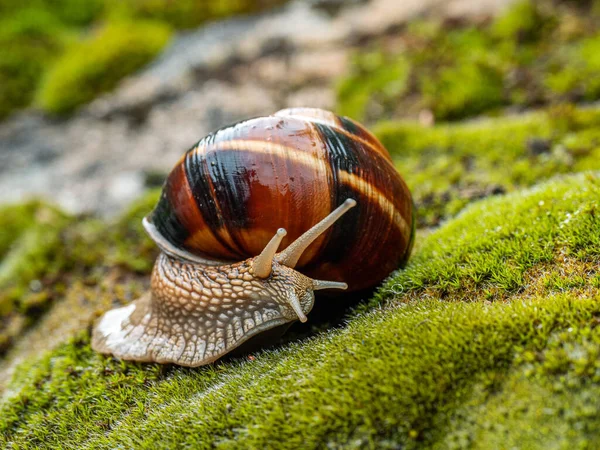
[92,255,316,366]
[91,108,415,367]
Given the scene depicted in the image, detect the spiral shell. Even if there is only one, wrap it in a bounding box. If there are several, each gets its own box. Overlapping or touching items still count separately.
[147,108,414,292]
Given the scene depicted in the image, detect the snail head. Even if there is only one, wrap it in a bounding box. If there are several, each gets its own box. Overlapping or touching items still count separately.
[248,198,356,322]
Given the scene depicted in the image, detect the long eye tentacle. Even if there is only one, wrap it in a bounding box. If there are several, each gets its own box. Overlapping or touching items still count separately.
[312,279,348,291]
[276,198,357,268]
[287,291,308,323]
[252,228,287,278]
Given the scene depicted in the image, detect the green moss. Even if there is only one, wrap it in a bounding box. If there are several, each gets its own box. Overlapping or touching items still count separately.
[335,0,600,123]
[419,27,509,120]
[439,322,600,449]
[544,34,600,99]
[0,10,70,119]
[5,295,600,449]
[0,190,161,358]
[0,202,73,353]
[490,0,550,42]
[0,1,290,119]
[338,26,509,122]
[374,106,600,226]
[37,21,172,115]
[0,202,72,313]
[378,172,600,299]
[336,52,411,121]
[1,172,599,448]
[0,210,72,312]
[0,201,49,258]
[420,56,504,120]
[0,0,105,27]
[334,22,502,122]
[119,0,287,29]
[109,189,160,273]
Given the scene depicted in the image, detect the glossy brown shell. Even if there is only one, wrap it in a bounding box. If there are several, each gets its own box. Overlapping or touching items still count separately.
[148,108,414,292]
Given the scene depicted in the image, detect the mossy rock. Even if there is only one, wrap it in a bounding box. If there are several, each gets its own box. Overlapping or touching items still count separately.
[375,105,600,226]
[0,0,291,119]
[0,0,105,27]
[0,191,160,358]
[37,21,172,115]
[3,1,600,446]
[119,0,288,29]
[336,0,600,123]
[1,168,599,447]
[0,202,72,311]
[0,10,71,119]
[3,104,599,356]
[544,34,600,100]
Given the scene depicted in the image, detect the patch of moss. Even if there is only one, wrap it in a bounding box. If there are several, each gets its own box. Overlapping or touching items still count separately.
[0,204,72,313]
[0,201,72,322]
[0,190,160,358]
[0,202,78,354]
[0,202,51,258]
[0,10,71,119]
[1,172,599,448]
[336,0,600,123]
[439,320,600,449]
[37,21,172,115]
[490,0,552,43]
[109,189,160,273]
[0,1,289,119]
[377,172,600,300]
[337,24,512,122]
[374,105,600,226]
[418,27,507,121]
[119,0,288,29]
[544,34,600,100]
[336,52,411,121]
[420,54,505,121]
[0,0,105,27]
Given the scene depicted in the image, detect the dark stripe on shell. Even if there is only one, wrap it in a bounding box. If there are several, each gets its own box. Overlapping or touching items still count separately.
[184,145,242,257]
[204,146,251,252]
[149,186,190,251]
[338,116,391,161]
[303,122,412,288]
[311,123,364,264]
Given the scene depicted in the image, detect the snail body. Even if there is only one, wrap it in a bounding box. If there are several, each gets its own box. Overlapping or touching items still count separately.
[92,108,414,366]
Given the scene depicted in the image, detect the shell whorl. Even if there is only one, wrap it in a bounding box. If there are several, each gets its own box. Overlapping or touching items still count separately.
[147,107,414,292]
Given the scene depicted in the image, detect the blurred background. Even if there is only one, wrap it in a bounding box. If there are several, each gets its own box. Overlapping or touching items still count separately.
[5,0,593,216]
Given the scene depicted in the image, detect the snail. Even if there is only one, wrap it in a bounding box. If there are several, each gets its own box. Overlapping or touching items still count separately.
[92,107,414,367]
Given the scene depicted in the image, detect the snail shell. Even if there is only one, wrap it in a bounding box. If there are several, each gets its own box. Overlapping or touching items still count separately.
[148,107,414,292]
